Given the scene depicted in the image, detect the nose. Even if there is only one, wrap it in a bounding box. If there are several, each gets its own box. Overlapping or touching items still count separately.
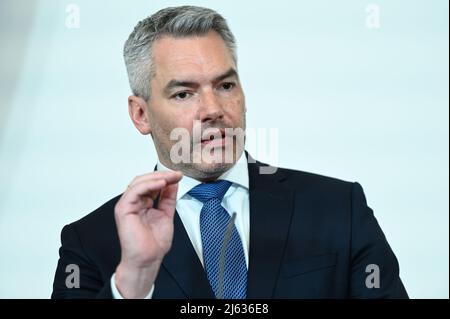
[198,89,224,123]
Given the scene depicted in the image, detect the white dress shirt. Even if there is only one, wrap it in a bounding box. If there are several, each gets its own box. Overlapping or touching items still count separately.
[111,152,250,299]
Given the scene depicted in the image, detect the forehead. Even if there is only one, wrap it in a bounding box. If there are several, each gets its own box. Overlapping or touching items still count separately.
[151,31,235,82]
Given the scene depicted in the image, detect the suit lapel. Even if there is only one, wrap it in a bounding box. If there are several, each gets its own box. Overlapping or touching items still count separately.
[160,211,215,298]
[246,159,294,298]
[153,165,213,298]
[155,156,294,299]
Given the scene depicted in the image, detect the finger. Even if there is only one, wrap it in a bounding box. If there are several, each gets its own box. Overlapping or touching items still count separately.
[128,171,183,188]
[120,178,167,209]
[127,172,181,198]
[141,196,154,209]
[157,183,179,218]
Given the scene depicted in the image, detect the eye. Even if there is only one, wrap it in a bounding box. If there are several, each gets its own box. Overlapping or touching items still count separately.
[172,91,191,100]
[220,82,235,91]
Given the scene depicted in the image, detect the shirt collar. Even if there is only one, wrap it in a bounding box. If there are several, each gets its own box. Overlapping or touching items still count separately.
[156,152,249,201]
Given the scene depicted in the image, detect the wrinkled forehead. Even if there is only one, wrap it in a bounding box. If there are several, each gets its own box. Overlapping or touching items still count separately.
[151,31,236,85]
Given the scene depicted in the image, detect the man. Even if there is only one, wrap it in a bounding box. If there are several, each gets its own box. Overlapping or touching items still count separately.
[51,6,408,299]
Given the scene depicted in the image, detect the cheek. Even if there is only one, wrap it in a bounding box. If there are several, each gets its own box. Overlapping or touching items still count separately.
[148,107,172,138]
[155,110,195,140]
[228,96,245,120]
[232,88,245,110]
[237,97,245,111]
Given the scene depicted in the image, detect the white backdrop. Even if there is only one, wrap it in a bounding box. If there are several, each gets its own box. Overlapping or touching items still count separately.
[0,0,448,298]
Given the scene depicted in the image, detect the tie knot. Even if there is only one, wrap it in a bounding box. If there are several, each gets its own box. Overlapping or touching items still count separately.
[188,180,232,203]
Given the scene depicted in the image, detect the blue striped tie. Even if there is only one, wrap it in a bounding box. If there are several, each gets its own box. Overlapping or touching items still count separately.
[188,180,247,299]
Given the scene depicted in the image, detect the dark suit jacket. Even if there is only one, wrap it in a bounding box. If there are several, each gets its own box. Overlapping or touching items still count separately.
[51,158,408,299]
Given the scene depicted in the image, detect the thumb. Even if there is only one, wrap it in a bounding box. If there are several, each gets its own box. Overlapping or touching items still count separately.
[157,182,179,218]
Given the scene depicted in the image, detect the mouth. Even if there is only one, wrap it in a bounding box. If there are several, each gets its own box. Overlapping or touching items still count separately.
[200,129,227,147]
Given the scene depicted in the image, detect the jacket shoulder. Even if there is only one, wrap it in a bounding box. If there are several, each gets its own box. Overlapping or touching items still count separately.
[278,166,354,188]
[62,194,123,271]
[253,158,356,193]
[70,194,122,231]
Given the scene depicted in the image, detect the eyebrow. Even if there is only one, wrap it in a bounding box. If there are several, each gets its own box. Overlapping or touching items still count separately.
[163,68,238,95]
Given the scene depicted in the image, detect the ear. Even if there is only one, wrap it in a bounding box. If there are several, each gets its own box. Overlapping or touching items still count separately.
[128,95,152,135]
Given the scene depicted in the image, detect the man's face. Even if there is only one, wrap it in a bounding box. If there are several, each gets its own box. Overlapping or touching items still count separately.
[146,30,246,180]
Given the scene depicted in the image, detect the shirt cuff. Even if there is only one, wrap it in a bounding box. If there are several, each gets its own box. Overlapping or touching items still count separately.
[110,273,154,299]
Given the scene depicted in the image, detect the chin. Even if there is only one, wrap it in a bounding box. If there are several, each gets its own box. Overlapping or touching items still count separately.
[183,161,233,181]
[197,161,233,175]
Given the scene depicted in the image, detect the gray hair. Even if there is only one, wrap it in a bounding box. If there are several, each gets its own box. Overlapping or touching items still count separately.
[123,6,237,101]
